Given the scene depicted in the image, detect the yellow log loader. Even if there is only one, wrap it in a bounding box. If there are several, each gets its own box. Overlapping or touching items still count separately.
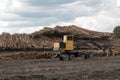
[53,35,112,60]
[54,35,80,60]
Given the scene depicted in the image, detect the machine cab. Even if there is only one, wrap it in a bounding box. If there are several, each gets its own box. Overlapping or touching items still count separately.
[63,35,73,42]
[53,35,74,51]
[63,35,74,50]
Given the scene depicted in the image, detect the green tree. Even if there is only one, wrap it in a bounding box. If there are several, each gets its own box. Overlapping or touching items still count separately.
[113,25,120,39]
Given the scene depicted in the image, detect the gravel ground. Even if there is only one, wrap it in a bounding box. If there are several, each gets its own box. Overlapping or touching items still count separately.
[0,56,120,80]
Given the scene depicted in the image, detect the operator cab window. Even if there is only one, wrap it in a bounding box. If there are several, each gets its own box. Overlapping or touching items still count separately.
[67,36,73,41]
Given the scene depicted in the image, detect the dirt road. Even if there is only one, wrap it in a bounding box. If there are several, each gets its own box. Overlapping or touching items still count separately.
[0,56,120,80]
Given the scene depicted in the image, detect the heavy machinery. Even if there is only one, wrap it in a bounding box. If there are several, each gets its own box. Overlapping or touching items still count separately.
[54,35,79,60]
[53,35,112,60]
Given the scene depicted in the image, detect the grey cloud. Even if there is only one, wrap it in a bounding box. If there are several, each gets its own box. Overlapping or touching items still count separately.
[10,0,103,28]
[17,0,101,23]
[24,0,75,7]
[7,17,60,27]
[0,0,119,34]
[80,0,102,6]
[19,12,50,18]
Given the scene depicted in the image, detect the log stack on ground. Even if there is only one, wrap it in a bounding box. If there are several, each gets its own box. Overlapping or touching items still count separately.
[0,25,119,60]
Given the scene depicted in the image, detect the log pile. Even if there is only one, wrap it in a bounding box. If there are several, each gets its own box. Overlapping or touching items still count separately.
[0,25,112,51]
[0,52,56,60]
[0,25,119,60]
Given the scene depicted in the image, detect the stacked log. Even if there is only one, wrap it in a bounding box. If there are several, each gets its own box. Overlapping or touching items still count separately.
[0,52,56,60]
[0,25,120,60]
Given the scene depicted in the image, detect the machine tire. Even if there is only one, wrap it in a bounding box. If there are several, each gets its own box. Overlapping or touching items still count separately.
[63,54,69,61]
[59,54,69,61]
[70,55,75,60]
[84,54,89,59]
[59,55,64,61]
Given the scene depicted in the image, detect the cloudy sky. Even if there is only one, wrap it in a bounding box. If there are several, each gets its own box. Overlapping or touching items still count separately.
[0,0,120,34]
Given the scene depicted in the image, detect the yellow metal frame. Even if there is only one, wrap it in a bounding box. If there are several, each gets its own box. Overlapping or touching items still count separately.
[63,35,74,50]
[53,35,74,51]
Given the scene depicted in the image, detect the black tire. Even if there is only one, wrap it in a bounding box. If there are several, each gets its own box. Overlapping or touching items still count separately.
[84,54,89,59]
[59,54,70,61]
[70,55,75,60]
[74,52,79,57]
[59,55,64,61]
